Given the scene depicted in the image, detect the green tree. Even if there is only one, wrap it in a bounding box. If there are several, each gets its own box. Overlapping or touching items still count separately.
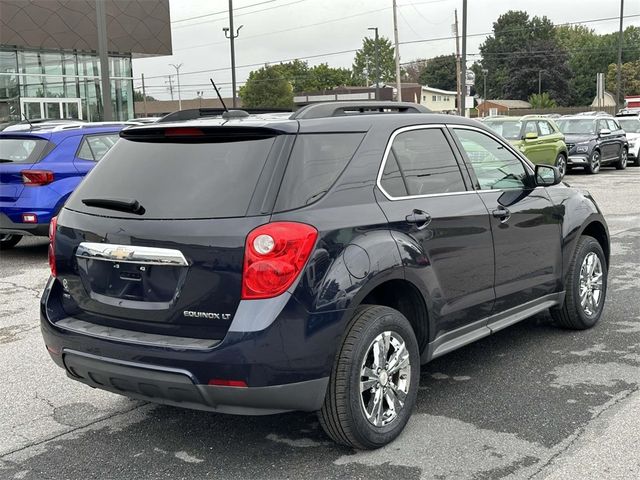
[606,60,640,98]
[352,36,396,85]
[133,90,156,102]
[238,64,293,108]
[304,63,353,91]
[528,92,557,108]
[478,11,571,104]
[554,25,640,105]
[418,54,457,91]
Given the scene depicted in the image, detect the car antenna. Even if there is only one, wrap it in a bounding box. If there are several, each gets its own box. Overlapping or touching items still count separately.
[21,112,33,131]
[210,79,228,113]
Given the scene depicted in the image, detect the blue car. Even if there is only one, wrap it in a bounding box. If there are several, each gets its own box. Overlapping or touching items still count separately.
[0,122,124,249]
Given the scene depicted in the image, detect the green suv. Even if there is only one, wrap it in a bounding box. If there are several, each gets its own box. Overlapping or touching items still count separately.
[483,116,569,177]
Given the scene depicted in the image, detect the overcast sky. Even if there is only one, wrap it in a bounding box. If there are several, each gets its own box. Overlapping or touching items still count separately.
[133,0,640,100]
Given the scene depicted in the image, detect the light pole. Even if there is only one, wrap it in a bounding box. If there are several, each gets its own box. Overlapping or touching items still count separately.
[169,63,183,110]
[482,68,488,117]
[368,27,380,101]
[224,0,243,108]
[392,0,402,101]
[538,69,545,96]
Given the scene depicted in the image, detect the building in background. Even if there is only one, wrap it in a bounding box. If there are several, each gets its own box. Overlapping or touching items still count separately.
[477,99,532,117]
[0,0,171,124]
[399,84,457,113]
[134,97,238,118]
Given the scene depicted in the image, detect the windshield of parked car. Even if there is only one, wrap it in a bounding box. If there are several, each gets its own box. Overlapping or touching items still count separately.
[483,121,523,140]
[617,118,640,133]
[556,119,596,135]
[0,137,49,163]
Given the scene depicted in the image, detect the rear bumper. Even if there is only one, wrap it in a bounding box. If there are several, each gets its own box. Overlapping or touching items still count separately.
[63,349,328,415]
[0,212,49,236]
[41,277,344,415]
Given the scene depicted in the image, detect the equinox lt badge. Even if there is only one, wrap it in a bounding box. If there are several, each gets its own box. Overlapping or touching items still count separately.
[183,311,231,320]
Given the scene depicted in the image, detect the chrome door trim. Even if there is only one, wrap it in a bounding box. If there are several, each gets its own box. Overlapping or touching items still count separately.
[76,242,189,266]
[376,124,475,201]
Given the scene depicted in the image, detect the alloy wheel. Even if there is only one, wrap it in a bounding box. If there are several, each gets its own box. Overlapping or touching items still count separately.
[556,155,567,177]
[579,252,603,316]
[621,149,628,168]
[360,331,411,427]
[590,151,600,173]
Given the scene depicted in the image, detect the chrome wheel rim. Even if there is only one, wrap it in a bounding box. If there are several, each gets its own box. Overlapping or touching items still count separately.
[591,152,600,172]
[579,252,603,316]
[360,331,411,427]
[621,150,627,167]
[557,155,566,177]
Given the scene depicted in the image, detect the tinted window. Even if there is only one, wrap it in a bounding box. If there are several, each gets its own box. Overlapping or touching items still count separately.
[537,121,552,136]
[453,129,528,190]
[380,128,465,197]
[67,136,277,219]
[77,134,120,161]
[0,137,49,163]
[275,133,364,211]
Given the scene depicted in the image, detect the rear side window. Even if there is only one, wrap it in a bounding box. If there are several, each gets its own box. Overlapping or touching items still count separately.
[67,136,278,219]
[380,128,465,197]
[77,134,120,161]
[0,137,49,164]
[274,133,364,211]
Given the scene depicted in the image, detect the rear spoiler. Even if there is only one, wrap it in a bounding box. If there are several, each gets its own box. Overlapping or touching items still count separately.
[158,108,292,123]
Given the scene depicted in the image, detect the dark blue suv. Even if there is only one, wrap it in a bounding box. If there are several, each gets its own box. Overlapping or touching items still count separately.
[0,122,124,248]
[41,103,610,449]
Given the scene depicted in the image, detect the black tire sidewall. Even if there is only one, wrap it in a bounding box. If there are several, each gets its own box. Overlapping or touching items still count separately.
[346,308,420,448]
[569,238,607,328]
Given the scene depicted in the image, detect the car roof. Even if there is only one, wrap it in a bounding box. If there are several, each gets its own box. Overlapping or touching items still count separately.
[483,117,522,122]
[0,122,126,139]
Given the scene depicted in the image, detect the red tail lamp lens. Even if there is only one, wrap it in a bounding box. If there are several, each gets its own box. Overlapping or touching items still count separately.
[208,379,248,388]
[241,222,318,300]
[48,216,57,277]
[164,127,204,137]
[22,170,54,186]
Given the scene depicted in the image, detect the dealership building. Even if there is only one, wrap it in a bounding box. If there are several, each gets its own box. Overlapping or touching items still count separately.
[0,0,171,124]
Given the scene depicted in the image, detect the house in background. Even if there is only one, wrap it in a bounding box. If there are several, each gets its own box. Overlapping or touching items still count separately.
[477,99,532,117]
[293,86,393,106]
[591,91,617,108]
[398,84,457,112]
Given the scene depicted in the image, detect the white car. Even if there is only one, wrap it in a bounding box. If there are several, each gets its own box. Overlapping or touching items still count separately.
[617,116,640,166]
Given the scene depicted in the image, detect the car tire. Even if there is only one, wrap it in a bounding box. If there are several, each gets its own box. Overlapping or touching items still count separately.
[615,148,628,170]
[0,234,22,250]
[318,304,420,449]
[555,153,567,178]
[550,236,607,330]
[585,150,601,174]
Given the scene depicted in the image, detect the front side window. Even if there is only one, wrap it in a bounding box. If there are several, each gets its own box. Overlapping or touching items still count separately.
[606,119,619,131]
[77,134,120,161]
[523,121,537,136]
[380,128,465,197]
[453,128,529,190]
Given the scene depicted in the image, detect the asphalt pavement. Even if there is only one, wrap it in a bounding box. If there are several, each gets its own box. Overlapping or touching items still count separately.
[1,167,639,479]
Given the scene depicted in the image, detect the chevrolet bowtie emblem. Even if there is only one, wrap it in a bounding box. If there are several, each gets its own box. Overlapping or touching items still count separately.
[110,247,132,261]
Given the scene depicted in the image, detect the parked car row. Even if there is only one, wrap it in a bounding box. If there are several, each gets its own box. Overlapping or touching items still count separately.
[482,111,639,174]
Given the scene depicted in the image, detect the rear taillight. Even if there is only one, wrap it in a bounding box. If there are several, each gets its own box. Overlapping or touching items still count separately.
[241,222,318,300]
[22,170,54,186]
[48,216,57,277]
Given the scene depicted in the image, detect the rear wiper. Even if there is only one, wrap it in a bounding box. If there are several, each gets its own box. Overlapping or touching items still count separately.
[82,197,145,215]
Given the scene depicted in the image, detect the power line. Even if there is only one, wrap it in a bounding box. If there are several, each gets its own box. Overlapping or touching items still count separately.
[139,13,640,81]
[171,0,275,23]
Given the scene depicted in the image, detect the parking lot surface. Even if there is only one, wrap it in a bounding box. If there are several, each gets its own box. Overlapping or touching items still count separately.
[1,168,639,479]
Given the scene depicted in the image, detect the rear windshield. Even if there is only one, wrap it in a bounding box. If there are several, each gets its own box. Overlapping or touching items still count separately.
[66,136,277,219]
[0,137,49,163]
[556,119,596,135]
[618,118,640,133]
[274,133,364,211]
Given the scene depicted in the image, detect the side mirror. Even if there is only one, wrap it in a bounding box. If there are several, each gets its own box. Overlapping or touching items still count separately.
[535,164,561,186]
[599,128,611,136]
[524,132,538,140]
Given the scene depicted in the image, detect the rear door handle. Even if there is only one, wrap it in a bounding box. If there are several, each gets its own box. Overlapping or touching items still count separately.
[492,206,511,222]
[405,209,431,229]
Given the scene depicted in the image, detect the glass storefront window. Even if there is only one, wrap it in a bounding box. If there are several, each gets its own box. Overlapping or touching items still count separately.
[18,51,42,75]
[41,52,63,76]
[0,50,19,123]
[62,53,77,76]
[78,54,100,77]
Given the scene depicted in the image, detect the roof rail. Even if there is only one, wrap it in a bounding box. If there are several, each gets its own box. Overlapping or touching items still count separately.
[158,107,292,123]
[291,101,430,120]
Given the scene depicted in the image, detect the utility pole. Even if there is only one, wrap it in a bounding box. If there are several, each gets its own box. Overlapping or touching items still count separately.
[392,0,402,102]
[224,0,243,108]
[95,0,113,120]
[169,63,183,110]
[460,0,467,117]
[482,68,488,115]
[141,73,148,116]
[368,27,381,101]
[538,70,543,95]
[615,0,624,110]
[166,76,174,101]
[454,10,461,115]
